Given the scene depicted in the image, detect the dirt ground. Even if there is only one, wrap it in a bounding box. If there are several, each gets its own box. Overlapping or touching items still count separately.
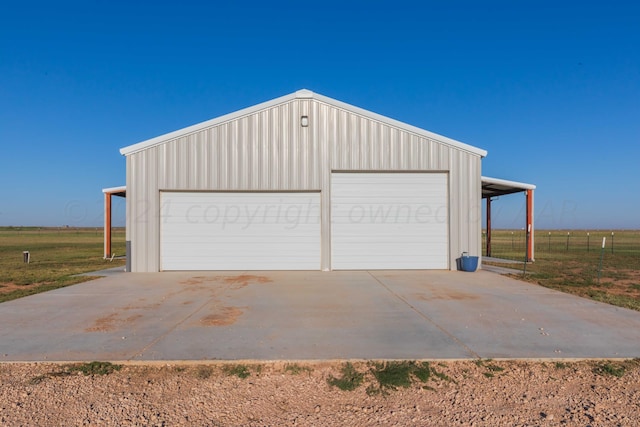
[0,282,40,295]
[2,360,639,426]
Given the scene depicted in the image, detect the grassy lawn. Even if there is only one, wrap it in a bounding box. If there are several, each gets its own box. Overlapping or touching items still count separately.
[0,227,125,303]
[484,229,640,311]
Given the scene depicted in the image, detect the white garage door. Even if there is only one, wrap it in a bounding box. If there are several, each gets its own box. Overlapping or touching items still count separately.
[331,173,448,269]
[160,192,321,270]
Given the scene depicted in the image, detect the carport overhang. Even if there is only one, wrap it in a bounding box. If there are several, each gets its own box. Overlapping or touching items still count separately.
[102,186,126,259]
[482,176,536,261]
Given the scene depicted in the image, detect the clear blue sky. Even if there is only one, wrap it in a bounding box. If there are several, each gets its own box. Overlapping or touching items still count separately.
[1,1,638,229]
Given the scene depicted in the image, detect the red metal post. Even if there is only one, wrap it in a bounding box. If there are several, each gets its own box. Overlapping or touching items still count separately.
[526,189,534,261]
[104,192,112,259]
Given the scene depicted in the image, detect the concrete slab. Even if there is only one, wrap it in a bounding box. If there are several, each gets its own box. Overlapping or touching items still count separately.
[1,270,639,361]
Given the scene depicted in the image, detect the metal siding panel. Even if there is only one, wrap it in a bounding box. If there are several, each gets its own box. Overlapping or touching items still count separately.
[125,156,132,242]
[368,120,379,169]
[279,104,290,189]
[149,147,160,272]
[268,108,279,189]
[471,156,482,263]
[448,150,461,269]
[349,114,358,169]
[201,130,211,187]
[445,150,482,270]
[315,100,484,271]
[138,147,160,273]
[317,102,332,270]
[325,102,460,173]
[251,113,261,189]
[128,99,327,271]
[133,153,145,272]
[130,153,146,272]
[127,97,482,272]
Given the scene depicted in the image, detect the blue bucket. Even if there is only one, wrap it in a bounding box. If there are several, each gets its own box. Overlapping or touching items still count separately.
[460,254,479,272]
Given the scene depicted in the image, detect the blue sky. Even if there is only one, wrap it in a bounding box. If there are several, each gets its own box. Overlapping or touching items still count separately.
[1,0,638,229]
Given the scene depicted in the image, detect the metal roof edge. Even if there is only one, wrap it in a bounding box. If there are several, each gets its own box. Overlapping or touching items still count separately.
[102,185,127,194]
[481,176,536,190]
[309,91,488,158]
[119,91,302,156]
[120,88,488,158]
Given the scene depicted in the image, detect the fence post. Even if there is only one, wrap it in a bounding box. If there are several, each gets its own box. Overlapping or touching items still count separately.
[566,232,570,252]
[587,232,590,252]
[523,224,531,277]
[611,232,614,254]
[548,232,551,252]
[598,237,606,285]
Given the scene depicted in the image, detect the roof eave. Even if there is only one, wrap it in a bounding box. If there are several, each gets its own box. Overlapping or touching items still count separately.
[102,185,127,194]
[310,91,488,158]
[119,91,302,156]
[482,176,537,190]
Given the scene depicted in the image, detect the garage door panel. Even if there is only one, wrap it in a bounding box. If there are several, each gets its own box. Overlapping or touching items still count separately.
[161,192,320,270]
[331,173,448,270]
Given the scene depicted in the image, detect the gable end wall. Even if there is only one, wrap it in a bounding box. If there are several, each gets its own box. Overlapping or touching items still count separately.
[126,98,482,272]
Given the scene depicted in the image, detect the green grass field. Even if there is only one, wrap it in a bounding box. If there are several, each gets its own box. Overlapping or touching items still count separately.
[0,227,125,302]
[484,229,640,311]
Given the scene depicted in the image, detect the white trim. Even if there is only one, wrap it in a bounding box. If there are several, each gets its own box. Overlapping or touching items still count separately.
[102,186,126,194]
[311,92,487,157]
[120,89,488,157]
[481,176,536,190]
[120,92,300,156]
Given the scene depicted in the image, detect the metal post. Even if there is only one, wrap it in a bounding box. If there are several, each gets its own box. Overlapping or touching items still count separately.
[104,192,112,259]
[486,197,492,257]
[566,232,570,252]
[523,224,531,276]
[525,189,534,261]
[598,237,606,285]
[587,232,590,252]
[611,232,614,254]
[548,231,551,252]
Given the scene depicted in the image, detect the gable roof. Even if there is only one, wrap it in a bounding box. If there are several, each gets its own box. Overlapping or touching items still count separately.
[120,89,488,157]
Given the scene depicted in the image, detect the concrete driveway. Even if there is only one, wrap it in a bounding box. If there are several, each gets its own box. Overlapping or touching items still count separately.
[1,269,640,361]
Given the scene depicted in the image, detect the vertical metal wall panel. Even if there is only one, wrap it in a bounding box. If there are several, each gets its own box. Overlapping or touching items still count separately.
[126,96,483,272]
[125,156,132,243]
[315,100,482,271]
[128,99,325,271]
[317,101,333,270]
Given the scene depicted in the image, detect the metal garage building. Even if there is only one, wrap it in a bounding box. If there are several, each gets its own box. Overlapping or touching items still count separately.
[119,89,488,272]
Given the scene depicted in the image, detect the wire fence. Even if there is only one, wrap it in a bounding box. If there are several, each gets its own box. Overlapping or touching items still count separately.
[483,230,640,259]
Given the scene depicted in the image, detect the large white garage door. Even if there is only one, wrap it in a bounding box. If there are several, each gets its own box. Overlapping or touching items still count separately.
[331,173,448,269]
[160,192,321,270]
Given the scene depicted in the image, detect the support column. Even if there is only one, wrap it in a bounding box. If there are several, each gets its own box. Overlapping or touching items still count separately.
[526,189,534,261]
[486,197,492,257]
[104,192,112,259]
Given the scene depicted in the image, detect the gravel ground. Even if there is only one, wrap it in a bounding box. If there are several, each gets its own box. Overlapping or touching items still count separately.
[2,359,640,426]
